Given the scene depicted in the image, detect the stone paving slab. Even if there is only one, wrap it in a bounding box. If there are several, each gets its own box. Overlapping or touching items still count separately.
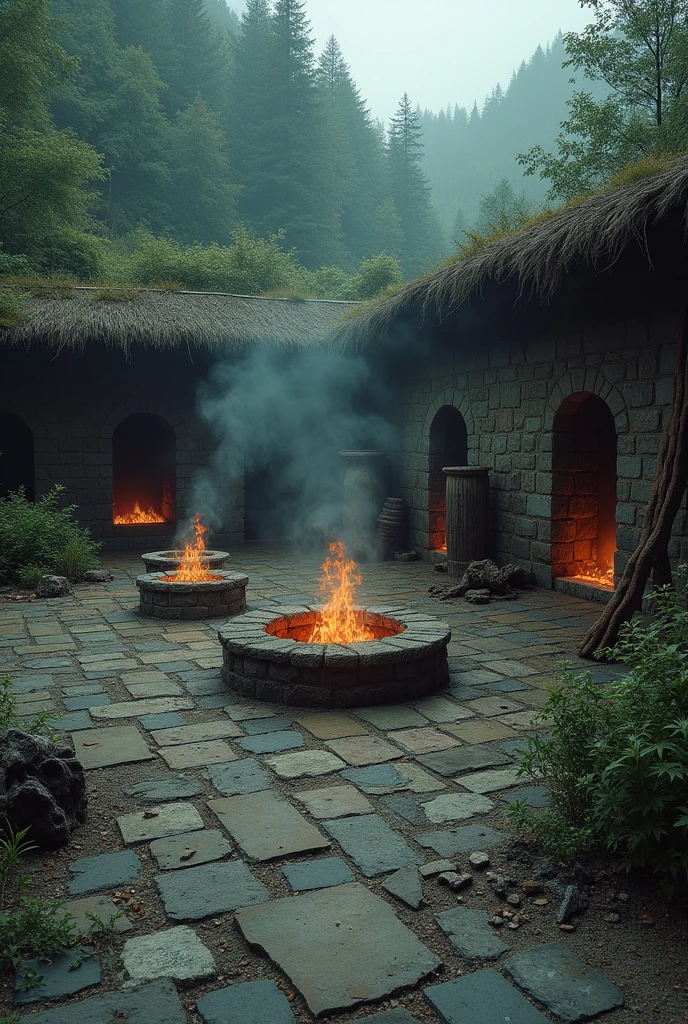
[62,894,133,935]
[504,944,624,1022]
[341,764,409,793]
[421,792,494,823]
[196,979,297,1024]
[90,698,195,720]
[117,801,205,843]
[209,791,330,860]
[424,968,550,1024]
[150,829,232,870]
[282,856,354,891]
[458,768,522,794]
[264,749,346,778]
[416,824,508,857]
[124,773,203,803]
[323,814,421,877]
[71,726,154,769]
[68,850,142,894]
[382,865,423,909]
[156,860,270,920]
[15,948,100,1004]
[151,721,243,745]
[411,697,475,723]
[241,716,294,734]
[234,883,441,1016]
[207,758,272,795]
[225,704,277,721]
[389,727,460,754]
[296,712,370,738]
[53,711,93,731]
[463,696,525,718]
[63,693,110,711]
[325,735,403,766]
[237,730,305,754]
[293,783,374,819]
[397,763,447,793]
[503,786,551,808]
[442,720,518,744]
[355,706,429,730]
[123,925,216,983]
[435,908,509,960]
[137,712,187,731]
[379,793,427,825]
[159,739,238,769]
[416,745,512,777]
[125,680,183,698]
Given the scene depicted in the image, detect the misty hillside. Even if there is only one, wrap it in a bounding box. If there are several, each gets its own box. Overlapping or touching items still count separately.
[421,35,603,244]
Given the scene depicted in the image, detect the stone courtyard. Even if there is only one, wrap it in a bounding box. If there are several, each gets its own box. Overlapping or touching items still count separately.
[1,550,686,1023]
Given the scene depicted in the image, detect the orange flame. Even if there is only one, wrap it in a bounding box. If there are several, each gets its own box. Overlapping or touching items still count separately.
[567,564,615,589]
[309,541,374,644]
[166,514,220,583]
[114,501,166,525]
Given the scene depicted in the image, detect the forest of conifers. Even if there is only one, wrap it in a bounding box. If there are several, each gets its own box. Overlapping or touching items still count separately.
[3,0,687,299]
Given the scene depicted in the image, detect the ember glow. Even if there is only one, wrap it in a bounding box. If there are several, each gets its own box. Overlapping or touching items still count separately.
[567,564,615,589]
[163,514,220,583]
[309,541,374,643]
[114,501,166,525]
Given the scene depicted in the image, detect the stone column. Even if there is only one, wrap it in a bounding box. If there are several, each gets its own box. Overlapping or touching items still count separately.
[444,467,490,577]
[339,451,386,561]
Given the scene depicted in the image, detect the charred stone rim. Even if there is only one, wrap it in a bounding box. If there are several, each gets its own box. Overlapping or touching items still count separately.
[136,570,248,593]
[141,550,230,573]
[218,605,452,708]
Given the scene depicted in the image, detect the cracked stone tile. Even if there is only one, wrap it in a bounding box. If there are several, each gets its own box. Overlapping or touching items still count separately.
[457,769,522,794]
[325,735,403,767]
[293,784,374,819]
[117,801,205,844]
[123,925,216,983]
[159,739,238,769]
[389,727,460,754]
[420,792,494,823]
[208,791,330,860]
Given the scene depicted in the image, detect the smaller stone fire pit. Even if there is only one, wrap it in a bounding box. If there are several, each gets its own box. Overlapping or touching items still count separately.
[219,606,451,707]
[141,549,230,574]
[137,571,248,620]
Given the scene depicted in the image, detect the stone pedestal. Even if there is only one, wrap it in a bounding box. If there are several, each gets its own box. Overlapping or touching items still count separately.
[444,467,490,577]
[339,451,386,561]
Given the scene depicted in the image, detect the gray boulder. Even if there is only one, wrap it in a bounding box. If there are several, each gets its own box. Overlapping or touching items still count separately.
[35,575,72,598]
[82,569,113,583]
[0,730,87,848]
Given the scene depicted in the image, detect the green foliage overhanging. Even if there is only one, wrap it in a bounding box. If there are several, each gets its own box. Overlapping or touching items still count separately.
[508,572,688,893]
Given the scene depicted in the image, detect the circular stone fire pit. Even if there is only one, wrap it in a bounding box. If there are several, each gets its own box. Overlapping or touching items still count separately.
[141,549,230,574]
[137,571,248,620]
[218,607,451,707]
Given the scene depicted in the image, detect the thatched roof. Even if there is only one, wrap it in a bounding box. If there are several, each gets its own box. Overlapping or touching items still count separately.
[0,287,358,350]
[342,156,688,344]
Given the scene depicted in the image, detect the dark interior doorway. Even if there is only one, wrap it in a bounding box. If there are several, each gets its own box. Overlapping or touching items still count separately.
[0,412,35,500]
[552,392,617,585]
[112,414,175,524]
[428,406,468,552]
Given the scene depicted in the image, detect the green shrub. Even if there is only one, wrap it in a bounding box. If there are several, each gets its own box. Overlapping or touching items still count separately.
[30,229,106,282]
[0,675,55,738]
[0,287,29,329]
[509,574,688,891]
[345,252,403,300]
[0,486,100,585]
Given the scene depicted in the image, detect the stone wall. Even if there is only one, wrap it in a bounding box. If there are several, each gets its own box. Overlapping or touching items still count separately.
[3,346,244,549]
[395,306,688,587]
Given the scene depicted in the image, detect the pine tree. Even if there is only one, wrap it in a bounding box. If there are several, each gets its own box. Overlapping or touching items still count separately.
[109,0,176,84]
[165,0,228,116]
[170,94,239,243]
[387,93,443,276]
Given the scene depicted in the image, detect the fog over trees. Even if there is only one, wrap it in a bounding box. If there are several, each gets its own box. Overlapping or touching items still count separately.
[2,0,688,293]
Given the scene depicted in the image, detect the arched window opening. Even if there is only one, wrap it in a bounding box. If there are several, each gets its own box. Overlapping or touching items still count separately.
[552,392,617,587]
[0,413,35,501]
[428,406,468,553]
[112,414,175,525]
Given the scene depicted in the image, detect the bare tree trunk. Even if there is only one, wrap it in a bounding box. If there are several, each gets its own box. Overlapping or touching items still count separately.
[578,307,688,659]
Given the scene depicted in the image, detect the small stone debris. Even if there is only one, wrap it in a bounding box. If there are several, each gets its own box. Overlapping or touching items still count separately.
[83,570,114,583]
[559,923,576,932]
[534,898,549,906]
[616,891,630,902]
[604,912,620,923]
[437,871,472,891]
[419,859,457,877]
[469,851,490,869]
[488,915,504,927]
[534,860,556,879]
[555,884,589,925]
[506,893,522,907]
[522,880,545,897]
[507,920,520,930]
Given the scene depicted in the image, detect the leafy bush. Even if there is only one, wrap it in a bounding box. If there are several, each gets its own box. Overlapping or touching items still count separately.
[0,287,29,329]
[509,576,688,892]
[0,675,55,738]
[31,229,106,282]
[0,486,100,585]
[345,252,403,300]
[0,822,77,977]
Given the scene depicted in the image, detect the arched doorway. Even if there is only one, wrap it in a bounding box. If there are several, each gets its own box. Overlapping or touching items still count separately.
[112,414,175,525]
[428,406,468,553]
[0,412,35,500]
[552,393,617,586]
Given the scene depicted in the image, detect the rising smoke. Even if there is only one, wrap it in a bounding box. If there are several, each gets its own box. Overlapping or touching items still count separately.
[189,345,398,550]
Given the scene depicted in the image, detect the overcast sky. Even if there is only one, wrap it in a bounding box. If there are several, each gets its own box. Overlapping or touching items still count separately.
[232,0,592,122]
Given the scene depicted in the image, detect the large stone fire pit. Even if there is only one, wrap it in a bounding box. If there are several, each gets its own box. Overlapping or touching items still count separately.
[137,570,248,620]
[219,607,451,707]
[141,549,230,573]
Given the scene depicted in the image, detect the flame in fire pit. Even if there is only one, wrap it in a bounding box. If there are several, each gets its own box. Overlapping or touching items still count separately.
[163,514,221,583]
[567,564,615,589]
[114,501,166,525]
[309,541,374,644]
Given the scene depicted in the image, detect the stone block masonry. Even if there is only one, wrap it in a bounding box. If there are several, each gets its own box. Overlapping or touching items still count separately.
[397,307,684,588]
